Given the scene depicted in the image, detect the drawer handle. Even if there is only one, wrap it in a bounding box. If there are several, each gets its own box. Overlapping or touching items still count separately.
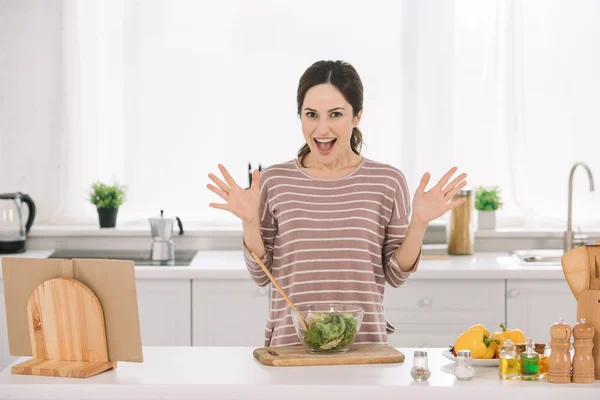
[418,297,432,307]
[508,289,519,298]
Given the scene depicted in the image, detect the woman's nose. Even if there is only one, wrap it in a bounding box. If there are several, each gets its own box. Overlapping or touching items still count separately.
[316,119,332,134]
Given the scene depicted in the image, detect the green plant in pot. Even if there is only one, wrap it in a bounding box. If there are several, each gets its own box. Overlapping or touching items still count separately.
[474,186,502,230]
[89,182,126,228]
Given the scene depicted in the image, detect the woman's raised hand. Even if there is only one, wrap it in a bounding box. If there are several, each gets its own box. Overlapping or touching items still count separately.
[412,166,468,225]
[207,164,261,224]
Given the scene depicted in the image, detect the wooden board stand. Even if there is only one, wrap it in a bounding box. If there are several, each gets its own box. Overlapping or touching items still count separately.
[254,344,405,367]
[562,245,600,380]
[11,277,116,378]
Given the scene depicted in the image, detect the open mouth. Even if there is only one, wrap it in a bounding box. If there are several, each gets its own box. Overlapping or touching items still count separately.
[314,138,337,155]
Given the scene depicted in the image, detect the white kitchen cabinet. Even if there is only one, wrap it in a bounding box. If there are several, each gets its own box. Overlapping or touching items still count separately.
[383,280,505,348]
[0,280,18,371]
[135,280,192,346]
[506,279,577,344]
[192,280,269,346]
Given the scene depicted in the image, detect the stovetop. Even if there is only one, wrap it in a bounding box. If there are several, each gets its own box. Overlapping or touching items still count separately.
[47,249,198,267]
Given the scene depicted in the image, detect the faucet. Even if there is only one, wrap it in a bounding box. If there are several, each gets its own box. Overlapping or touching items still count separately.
[564,162,595,253]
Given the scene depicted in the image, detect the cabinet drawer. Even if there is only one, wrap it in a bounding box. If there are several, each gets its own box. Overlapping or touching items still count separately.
[136,280,192,346]
[193,280,269,346]
[383,280,505,326]
[506,280,577,344]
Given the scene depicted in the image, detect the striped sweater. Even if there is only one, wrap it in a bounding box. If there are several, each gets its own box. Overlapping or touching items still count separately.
[243,157,421,347]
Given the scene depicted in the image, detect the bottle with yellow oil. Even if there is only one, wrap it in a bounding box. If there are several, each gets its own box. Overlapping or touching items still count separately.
[498,339,519,380]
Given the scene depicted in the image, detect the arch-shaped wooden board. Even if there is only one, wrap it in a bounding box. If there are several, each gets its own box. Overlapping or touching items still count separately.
[27,277,109,362]
[562,246,590,300]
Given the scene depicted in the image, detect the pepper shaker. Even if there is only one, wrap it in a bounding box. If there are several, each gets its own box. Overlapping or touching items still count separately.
[410,351,431,381]
[572,318,595,384]
[548,317,572,383]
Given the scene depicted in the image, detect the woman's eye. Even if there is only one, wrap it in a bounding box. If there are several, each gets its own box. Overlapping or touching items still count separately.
[331,112,342,117]
[306,112,317,118]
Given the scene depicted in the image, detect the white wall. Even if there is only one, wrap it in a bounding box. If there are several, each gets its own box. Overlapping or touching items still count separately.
[0,0,63,223]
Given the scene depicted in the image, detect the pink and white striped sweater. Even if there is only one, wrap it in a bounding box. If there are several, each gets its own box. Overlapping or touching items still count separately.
[243,157,421,347]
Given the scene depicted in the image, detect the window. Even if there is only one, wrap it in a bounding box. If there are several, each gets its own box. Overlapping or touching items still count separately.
[50,0,600,228]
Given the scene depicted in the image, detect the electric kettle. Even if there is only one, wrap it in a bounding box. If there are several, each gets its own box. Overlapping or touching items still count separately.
[0,192,36,253]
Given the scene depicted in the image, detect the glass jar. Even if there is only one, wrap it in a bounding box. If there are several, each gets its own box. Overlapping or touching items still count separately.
[454,350,475,381]
[537,343,548,378]
[516,341,546,378]
[447,189,474,255]
[410,351,431,381]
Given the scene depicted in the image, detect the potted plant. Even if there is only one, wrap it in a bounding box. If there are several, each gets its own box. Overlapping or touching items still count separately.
[474,186,502,230]
[89,181,127,228]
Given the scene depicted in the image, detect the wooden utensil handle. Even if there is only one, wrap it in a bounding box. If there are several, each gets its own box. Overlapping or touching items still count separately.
[251,252,307,330]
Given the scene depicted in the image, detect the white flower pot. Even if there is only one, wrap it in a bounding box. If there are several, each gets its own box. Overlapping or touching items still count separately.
[477,210,496,230]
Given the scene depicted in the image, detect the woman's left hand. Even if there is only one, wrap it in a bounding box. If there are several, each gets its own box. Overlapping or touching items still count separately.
[412,166,468,226]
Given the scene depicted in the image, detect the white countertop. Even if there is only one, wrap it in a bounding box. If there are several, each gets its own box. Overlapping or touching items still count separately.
[0,346,598,400]
[0,249,567,280]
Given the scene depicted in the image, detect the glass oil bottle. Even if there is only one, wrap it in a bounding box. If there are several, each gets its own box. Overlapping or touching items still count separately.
[498,339,519,380]
[520,338,540,381]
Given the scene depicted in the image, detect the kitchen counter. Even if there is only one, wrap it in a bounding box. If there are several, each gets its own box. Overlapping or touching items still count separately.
[0,346,598,400]
[0,249,567,280]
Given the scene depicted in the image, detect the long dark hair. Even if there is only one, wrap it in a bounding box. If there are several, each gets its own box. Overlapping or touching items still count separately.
[296,60,364,167]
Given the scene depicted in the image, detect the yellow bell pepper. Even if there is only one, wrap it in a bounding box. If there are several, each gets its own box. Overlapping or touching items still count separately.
[487,337,500,358]
[491,323,526,358]
[466,324,490,337]
[454,327,500,359]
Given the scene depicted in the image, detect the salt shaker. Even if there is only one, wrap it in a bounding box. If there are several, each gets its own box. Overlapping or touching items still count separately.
[572,318,595,384]
[410,351,431,381]
[548,317,572,383]
[454,350,475,381]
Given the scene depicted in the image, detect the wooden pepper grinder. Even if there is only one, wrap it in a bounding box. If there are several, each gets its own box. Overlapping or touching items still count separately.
[572,318,595,383]
[548,317,572,383]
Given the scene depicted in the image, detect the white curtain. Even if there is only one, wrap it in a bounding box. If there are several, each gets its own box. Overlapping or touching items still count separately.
[52,0,600,229]
[507,0,600,229]
[58,0,126,223]
[413,0,600,229]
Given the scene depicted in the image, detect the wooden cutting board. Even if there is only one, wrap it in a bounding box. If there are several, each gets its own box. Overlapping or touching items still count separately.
[253,344,405,366]
[27,277,109,362]
[577,290,600,379]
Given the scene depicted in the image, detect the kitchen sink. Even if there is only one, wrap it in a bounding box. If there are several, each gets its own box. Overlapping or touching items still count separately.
[48,249,198,266]
[510,249,564,265]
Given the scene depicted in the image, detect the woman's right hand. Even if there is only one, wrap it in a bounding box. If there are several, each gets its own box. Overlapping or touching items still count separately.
[207,164,261,224]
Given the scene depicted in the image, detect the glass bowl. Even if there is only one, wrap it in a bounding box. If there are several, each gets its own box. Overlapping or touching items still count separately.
[290,304,364,353]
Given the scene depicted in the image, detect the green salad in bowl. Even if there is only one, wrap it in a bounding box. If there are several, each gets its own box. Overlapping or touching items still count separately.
[290,304,364,353]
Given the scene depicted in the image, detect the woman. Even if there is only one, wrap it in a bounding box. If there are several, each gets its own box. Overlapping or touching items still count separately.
[207,60,467,347]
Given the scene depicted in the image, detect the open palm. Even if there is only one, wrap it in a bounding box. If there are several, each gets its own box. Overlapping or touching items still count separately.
[412,167,468,225]
[207,164,261,224]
